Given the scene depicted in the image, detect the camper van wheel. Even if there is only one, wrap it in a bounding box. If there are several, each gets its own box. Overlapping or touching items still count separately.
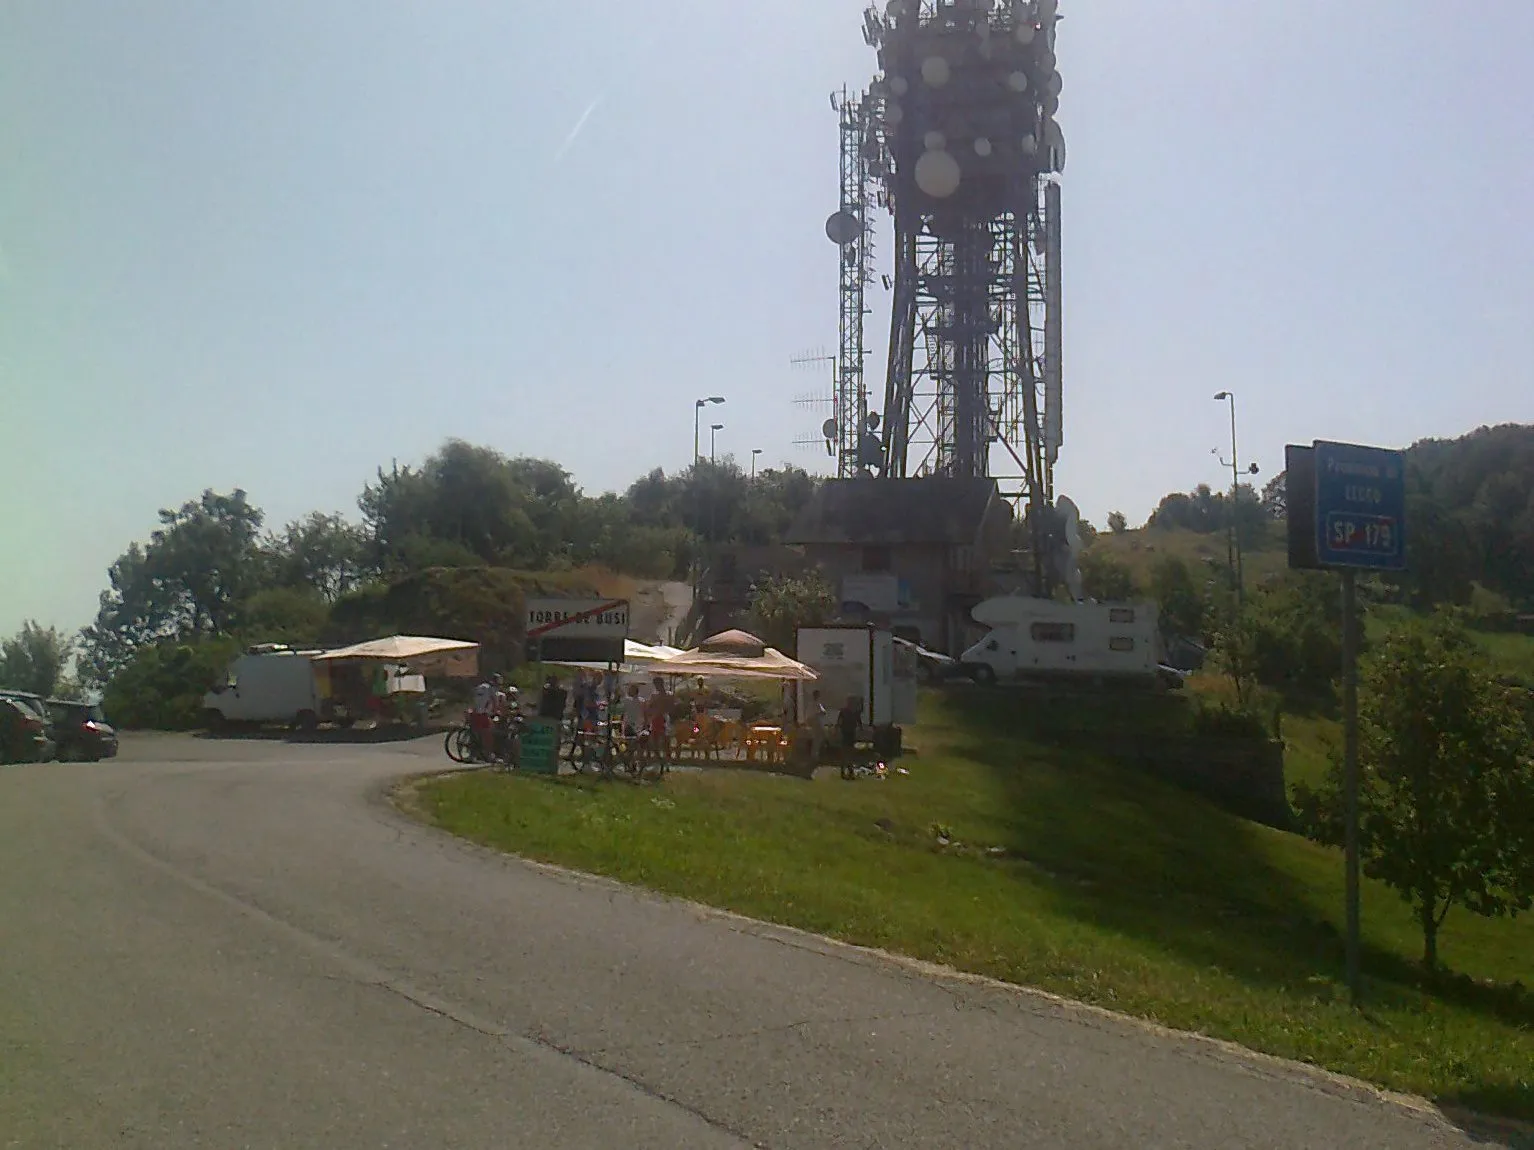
[972,665,997,687]
[295,710,319,733]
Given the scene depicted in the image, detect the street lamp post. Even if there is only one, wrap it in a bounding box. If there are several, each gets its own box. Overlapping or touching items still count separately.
[710,423,724,465]
[694,396,725,462]
[751,448,763,480]
[691,397,726,600]
[1213,391,1248,605]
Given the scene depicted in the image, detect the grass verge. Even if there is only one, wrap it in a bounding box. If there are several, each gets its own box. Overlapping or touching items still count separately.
[418,692,1533,1122]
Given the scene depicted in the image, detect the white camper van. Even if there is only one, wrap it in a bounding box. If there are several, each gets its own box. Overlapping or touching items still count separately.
[202,645,328,729]
[959,597,1161,685]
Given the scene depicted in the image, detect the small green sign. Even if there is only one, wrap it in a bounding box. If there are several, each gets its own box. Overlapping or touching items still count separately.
[519,718,560,775]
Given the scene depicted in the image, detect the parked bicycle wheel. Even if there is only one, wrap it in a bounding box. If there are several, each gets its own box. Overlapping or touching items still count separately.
[444,726,473,764]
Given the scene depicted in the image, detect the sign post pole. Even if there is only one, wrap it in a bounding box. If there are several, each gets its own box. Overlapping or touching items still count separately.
[1287,439,1408,1012]
[1341,568,1361,1007]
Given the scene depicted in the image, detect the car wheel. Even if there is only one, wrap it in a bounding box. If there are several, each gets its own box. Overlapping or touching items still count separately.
[972,665,997,686]
[295,710,319,734]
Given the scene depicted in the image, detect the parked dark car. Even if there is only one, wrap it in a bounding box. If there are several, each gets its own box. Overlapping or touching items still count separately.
[0,696,54,764]
[46,699,119,761]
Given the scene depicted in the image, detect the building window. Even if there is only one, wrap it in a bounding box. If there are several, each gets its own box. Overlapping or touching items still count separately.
[1030,622,1076,643]
[1109,607,1136,624]
[1109,637,1136,653]
[862,546,892,573]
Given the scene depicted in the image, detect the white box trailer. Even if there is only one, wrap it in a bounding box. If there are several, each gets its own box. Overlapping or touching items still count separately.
[960,597,1162,685]
[202,645,329,729]
[795,627,918,729]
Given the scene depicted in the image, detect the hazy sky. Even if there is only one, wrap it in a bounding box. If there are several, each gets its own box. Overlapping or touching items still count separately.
[3,1,1531,639]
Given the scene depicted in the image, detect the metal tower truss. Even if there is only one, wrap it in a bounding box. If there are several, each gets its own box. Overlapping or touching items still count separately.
[882,178,1059,513]
[827,88,879,478]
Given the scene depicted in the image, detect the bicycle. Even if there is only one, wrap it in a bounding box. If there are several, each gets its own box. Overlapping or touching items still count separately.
[444,711,521,771]
[563,725,619,778]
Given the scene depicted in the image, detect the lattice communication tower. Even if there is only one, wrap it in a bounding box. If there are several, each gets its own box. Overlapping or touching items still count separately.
[823,89,881,478]
[846,0,1066,521]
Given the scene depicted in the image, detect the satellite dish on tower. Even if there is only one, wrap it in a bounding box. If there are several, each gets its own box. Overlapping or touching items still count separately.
[825,211,862,245]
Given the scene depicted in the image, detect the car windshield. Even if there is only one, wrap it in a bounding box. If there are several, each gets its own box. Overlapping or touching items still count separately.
[6,695,47,721]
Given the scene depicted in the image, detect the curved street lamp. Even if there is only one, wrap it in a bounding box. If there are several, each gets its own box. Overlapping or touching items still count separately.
[694,397,725,462]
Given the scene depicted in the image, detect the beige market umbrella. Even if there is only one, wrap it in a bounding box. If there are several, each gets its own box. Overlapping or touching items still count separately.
[313,635,480,678]
[651,630,819,681]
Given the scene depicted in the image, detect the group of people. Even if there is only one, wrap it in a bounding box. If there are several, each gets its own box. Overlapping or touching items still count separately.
[471,667,869,770]
[468,673,522,759]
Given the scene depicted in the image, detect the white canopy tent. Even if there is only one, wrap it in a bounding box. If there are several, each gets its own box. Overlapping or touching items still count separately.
[312,635,480,678]
[543,639,686,673]
[649,630,819,682]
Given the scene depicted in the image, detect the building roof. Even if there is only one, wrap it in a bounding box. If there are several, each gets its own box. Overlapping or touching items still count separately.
[785,477,1002,546]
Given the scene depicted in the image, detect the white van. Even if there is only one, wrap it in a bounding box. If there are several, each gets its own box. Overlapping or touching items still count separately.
[796,626,918,729]
[202,645,328,730]
[959,597,1161,685]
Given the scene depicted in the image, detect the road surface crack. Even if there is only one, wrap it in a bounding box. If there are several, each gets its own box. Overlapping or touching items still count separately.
[355,977,759,1147]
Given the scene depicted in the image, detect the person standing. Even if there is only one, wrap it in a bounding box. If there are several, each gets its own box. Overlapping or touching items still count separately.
[621,683,645,738]
[470,674,498,758]
[643,677,672,766]
[537,675,565,721]
[807,689,828,764]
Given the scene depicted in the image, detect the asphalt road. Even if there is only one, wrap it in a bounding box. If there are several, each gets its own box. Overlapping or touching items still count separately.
[0,735,1515,1149]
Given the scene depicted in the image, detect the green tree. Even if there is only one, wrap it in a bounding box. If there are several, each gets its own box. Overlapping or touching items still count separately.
[1260,472,1286,521]
[0,622,74,696]
[104,636,242,731]
[79,489,265,684]
[264,512,371,600]
[1148,556,1208,640]
[240,588,331,646]
[1246,572,1345,702]
[1293,614,1534,971]
[147,489,266,633]
[1079,550,1138,601]
[1210,603,1261,706]
[748,571,838,657]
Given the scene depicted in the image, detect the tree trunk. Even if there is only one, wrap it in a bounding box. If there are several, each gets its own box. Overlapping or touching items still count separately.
[1420,899,1439,973]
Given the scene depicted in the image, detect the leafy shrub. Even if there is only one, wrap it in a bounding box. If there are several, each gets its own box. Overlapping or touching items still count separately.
[104,637,241,730]
[1189,698,1271,741]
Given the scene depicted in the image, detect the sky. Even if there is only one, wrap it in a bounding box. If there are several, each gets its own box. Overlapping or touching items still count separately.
[2,0,1532,639]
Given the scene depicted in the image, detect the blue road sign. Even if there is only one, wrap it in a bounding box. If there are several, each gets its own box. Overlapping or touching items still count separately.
[1313,440,1407,571]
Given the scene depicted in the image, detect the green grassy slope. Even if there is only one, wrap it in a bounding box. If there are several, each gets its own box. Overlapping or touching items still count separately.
[422,691,1533,1118]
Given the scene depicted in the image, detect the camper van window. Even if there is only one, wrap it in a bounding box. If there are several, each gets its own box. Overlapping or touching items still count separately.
[1109,637,1136,653]
[985,639,1000,652]
[1030,622,1076,643]
[1109,608,1136,624]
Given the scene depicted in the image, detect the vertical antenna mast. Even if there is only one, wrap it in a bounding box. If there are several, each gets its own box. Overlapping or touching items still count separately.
[827,87,877,477]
